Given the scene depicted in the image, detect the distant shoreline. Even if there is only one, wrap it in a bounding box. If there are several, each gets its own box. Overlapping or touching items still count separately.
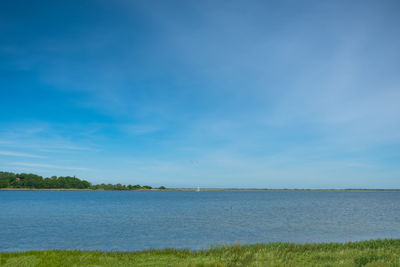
[167,188,400,192]
[3,171,399,192]
[1,188,399,192]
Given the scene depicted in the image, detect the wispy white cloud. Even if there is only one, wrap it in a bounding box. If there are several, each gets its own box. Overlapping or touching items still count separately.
[0,122,97,152]
[10,162,91,171]
[0,150,44,158]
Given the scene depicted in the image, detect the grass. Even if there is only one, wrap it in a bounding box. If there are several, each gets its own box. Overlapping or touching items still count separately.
[1,239,399,266]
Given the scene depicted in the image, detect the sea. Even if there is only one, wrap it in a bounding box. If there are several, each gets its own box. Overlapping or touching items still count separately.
[0,190,399,251]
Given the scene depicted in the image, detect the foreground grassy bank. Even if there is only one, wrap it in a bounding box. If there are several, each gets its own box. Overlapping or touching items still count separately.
[1,239,399,267]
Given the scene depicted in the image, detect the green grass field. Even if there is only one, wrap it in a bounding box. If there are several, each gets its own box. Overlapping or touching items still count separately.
[1,239,399,266]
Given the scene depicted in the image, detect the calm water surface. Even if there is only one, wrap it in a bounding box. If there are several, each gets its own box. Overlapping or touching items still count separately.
[0,191,399,251]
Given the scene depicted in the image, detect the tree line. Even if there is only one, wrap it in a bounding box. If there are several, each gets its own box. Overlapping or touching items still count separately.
[0,171,165,190]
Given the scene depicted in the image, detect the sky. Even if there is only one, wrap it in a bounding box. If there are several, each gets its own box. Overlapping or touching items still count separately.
[0,0,399,188]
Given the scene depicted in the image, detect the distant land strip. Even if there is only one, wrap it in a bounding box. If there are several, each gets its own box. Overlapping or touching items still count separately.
[0,171,164,190]
[161,188,400,192]
[1,188,400,191]
[1,171,400,191]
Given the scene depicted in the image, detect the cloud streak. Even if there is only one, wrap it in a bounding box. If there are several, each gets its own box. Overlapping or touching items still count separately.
[0,150,44,158]
[10,162,91,171]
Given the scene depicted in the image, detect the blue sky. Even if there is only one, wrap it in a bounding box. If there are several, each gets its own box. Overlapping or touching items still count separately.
[1,0,399,188]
